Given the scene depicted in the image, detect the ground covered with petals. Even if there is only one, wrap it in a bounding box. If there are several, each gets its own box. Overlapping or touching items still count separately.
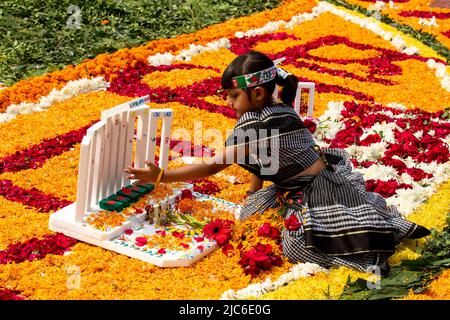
[0,0,449,300]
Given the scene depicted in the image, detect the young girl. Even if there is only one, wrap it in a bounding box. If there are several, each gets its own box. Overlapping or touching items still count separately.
[125,51,430,275]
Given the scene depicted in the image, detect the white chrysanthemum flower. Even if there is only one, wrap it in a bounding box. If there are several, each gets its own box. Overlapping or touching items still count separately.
[0,114,16,123]
[386,195,417,217]
[392,36,407,50]
[403,46,419,56]
[399,173,415,185]
[318,101,345,122]
[356,164,398,181]
[419,17,439,27]
[345,144,362,158]
[386,102,407,110]
[219,289,237,300]
[413,130,423,139]
[360,142,387,162]
[381,31,393,41]
[402,157,416,168]
[375,1,386,10]
[148,52,175,66]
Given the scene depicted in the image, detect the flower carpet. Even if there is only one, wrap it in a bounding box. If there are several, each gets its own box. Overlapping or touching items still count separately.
[0,0,450,300]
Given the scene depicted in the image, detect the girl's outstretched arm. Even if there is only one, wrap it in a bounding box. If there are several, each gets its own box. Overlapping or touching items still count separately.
[125,144,248,183]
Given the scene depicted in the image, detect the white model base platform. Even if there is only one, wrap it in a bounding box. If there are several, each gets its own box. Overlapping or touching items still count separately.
[49,189,242,267]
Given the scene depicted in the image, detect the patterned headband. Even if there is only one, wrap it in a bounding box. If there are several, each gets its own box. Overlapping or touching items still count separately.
[231,57,287,89]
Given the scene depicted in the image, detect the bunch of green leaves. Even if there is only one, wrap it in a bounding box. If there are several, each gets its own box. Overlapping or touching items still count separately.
[164,206,208,230]
[0,0,279,85]
[340,212,450,300]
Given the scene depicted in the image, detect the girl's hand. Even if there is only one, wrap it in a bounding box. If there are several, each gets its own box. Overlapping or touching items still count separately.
[124,160,161,182]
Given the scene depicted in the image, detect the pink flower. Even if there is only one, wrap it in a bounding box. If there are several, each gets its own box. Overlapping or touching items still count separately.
[193,236,204,242]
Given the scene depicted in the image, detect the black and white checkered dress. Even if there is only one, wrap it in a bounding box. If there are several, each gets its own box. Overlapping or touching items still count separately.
[225,103,430,274]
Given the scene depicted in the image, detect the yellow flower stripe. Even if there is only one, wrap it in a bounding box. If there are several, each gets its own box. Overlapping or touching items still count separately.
[0,146,80,202]
[259,266,370,300]
[141,69,221,89]
[0,198,50,250]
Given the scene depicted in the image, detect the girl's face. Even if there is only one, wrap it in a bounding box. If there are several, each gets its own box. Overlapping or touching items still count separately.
[225,88,264,118]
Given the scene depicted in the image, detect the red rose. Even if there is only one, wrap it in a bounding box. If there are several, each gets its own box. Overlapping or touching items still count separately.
[172,231,185,239]
[181,188,193,199]
[124,229,133,235]
[238,243,282,277]
[405,168,433,182]
[257,223,281,240]
[359,133,381,146]
[135,237,148,247]
[157,248,166,254]
[284,215,302,231]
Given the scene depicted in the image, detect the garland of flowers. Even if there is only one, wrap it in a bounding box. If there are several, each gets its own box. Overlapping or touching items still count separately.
[0,77,107,124]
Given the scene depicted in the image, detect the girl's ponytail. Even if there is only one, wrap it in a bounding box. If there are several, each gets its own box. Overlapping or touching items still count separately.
[276,68,299,105]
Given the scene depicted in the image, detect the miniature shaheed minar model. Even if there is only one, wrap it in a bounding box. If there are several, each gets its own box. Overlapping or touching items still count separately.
[48,95,234,267]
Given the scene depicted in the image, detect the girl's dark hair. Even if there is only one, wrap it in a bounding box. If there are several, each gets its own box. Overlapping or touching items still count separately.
[221,51,299,105]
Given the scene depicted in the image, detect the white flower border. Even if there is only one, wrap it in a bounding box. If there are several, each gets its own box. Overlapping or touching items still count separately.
[0,77,108,124]
[220,262,328,300]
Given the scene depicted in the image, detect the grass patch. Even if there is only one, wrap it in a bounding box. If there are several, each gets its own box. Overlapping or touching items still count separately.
[0,0,280,85]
